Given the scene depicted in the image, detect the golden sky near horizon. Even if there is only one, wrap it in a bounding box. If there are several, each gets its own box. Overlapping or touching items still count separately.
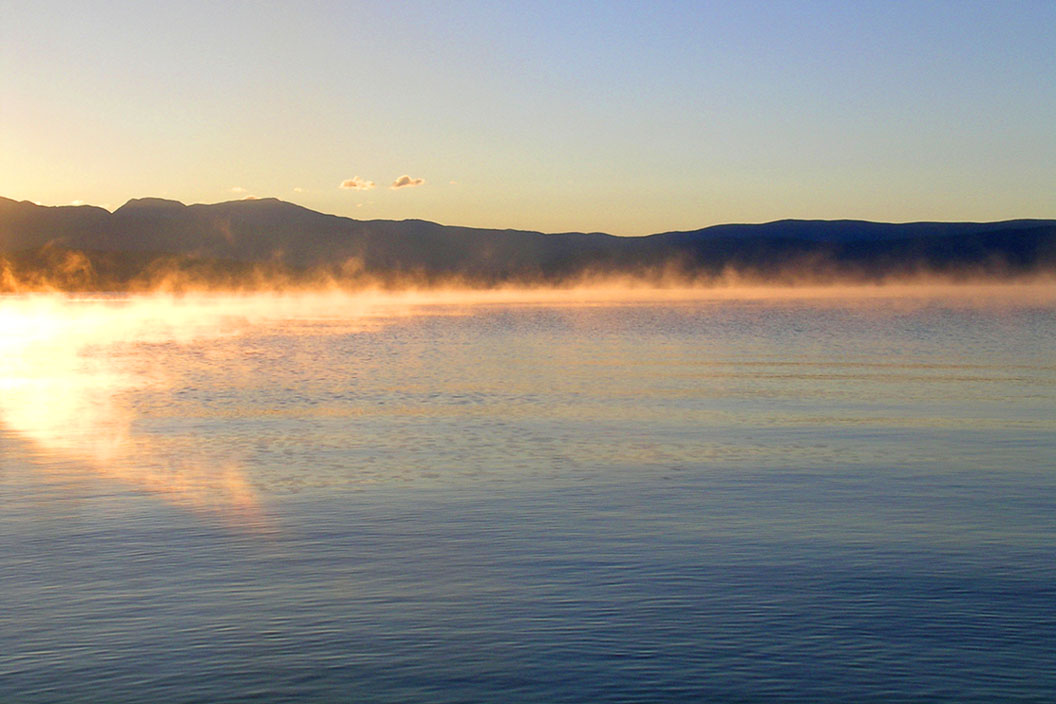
[2,1,1055,235]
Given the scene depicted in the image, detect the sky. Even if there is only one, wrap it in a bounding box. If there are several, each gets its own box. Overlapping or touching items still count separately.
[2,0,1054,235]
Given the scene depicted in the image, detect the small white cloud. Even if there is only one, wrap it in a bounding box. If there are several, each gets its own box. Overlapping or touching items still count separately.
[292,187,305,193]
[390,174,425,189]
[70,199,86,206]
[230,186,247,193]
[340,176,375,191]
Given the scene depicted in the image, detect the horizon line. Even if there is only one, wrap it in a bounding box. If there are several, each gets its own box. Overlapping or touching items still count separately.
[4,194,1056,239]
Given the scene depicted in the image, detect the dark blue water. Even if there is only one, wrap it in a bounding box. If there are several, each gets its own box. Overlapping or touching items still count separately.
[1,294,1054,702]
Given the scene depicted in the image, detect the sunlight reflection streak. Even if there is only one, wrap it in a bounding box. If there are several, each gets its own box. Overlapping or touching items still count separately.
[0,283,1051,524]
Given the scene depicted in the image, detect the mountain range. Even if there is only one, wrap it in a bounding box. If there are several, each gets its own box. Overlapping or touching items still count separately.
[2,196,1055,290]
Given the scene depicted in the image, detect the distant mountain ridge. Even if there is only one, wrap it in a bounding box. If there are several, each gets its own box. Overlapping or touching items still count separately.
[2,195,1055,289]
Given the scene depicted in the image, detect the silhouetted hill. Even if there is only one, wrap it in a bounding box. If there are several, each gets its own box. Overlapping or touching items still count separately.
[1,196,1054,289]
[652,218,1056,244]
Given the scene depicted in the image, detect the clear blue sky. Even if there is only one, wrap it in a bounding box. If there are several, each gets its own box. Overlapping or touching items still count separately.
[2,0,1054,234]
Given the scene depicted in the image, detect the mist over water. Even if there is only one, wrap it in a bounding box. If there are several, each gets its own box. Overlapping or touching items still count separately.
[2,286,1054,702]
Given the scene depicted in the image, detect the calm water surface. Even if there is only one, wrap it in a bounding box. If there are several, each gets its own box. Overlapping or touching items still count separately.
[1,292,1054,702]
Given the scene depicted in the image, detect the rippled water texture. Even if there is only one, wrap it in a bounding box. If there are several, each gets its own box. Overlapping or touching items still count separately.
[2,287,1054,702]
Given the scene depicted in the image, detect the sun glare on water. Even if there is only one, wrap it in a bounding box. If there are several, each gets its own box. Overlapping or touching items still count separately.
[1,282,1052,527]
[0,292,391,526]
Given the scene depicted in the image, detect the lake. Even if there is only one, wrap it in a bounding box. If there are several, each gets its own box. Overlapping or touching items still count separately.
[1,286,1054,702]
